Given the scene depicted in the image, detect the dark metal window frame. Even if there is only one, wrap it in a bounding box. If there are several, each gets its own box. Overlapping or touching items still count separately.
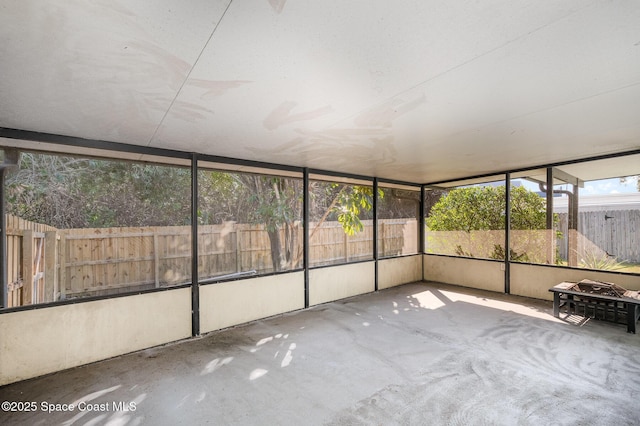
[1,126,638,315]
[376,182,422,260]
[0,129,419,322]
[424,150,640,293]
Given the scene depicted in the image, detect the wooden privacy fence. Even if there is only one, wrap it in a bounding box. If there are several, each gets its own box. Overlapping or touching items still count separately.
[425,210,640,265]
[426,229,556,263]
[557,210,640,264]
[5,215,418,306]
[5,215,57,307]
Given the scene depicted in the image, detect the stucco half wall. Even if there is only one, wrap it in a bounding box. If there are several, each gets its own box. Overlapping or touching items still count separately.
[309,262,375,306]
[0,287,191,386]
[423,254,504,293]
[422,254,640,302]
[510,263,640,301]
[378,255,422,290]
[199,271,305,333]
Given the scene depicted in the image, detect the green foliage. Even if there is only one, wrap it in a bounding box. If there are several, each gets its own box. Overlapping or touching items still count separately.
[233,174,302,231]
[578,249,627,271]
[427,186,501,232]
[456,243,530,262]
[7,152,386,271]
[77,161,192,227]
[454,245,473,257]
[426,185,548,232]
[197,171,239,224]
[6,153,192,228]
[509,186,549,230]
[488,244,530,262]
[426,185,556,260]
[333,185,383,235]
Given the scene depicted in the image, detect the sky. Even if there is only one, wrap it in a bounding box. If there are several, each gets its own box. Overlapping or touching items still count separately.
[581,176,639,195]
[516,176,639,196]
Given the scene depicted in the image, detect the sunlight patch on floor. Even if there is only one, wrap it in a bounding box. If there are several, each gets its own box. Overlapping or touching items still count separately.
[409,291,446,310]
[250,368,268,380]
[439,290,564,323]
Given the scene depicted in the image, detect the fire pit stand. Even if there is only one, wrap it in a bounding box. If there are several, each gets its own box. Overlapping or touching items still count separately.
[549,279,640,333]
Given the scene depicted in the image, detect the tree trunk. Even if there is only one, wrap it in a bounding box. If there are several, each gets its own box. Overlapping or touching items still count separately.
[268,228,283,271]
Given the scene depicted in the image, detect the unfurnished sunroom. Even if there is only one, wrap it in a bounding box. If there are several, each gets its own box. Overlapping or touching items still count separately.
[0,1,639,425]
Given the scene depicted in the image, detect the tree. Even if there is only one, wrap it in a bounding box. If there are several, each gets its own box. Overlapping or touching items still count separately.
[426,185,551,260]
[6,153,192,228]
[427,186,546,231]
[6,151,383,273]
[313,183,380,235]
[6,153,96,228]
[239,179,382,271]
[234,175,302,272]
[76,160,191,227]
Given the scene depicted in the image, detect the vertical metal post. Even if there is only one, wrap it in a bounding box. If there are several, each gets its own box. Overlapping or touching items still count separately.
[303,168,310,308]
[0,168,7,308]
[504,174,511,294]
[373,178,378,291]
[568,183,580,267]
[0,149,19,309]
[191,154,200,337]
[546,167,554,265]
[420,185,425,281]
[546,168,554,229]
[420,185,425,253]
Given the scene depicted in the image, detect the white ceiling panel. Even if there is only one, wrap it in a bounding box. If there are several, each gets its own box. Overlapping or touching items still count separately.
[1,0,638,183]
[0,0,230,142]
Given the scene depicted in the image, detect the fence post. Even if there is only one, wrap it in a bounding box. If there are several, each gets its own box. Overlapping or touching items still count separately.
[380,222,385,257]
[22,229,34,305]
[235,228,242,273]
[153,232,160,288]
[344,231,349,262]
[32,233,45,304]
[6,217,19,305]
[58,234,67,300]
[44,231,59,302]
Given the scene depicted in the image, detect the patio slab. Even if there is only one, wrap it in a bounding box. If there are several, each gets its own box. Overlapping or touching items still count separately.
[1,281,639,425]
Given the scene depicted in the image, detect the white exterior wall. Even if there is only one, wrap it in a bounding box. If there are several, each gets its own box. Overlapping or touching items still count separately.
[309,262,375,306]
[423,254,505,293]
[200,272,305,333]
[422,254,640,301]
[510,263,640,301]
[378,255,422,289]
[0,288,191,386]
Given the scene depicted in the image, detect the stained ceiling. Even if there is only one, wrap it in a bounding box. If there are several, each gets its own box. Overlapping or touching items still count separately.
[1,0,639,184]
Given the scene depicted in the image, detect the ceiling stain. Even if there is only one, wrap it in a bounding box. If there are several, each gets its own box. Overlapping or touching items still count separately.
[354,94,426,128]
[248,126,398,173]
[263,101,333,130]
[122,41,192,88]
[268,0,287,14]
[186,79,252,99]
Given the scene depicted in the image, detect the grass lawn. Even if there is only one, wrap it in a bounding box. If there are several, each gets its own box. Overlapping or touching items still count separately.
[619,263,640,274]
[554,260,640,274]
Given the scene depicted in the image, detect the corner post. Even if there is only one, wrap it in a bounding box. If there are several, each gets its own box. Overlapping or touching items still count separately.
[420,185,425,281]
[303,168,310,308]
[191,153,200,337]
[504,174,511,294]
[373,178,379,291]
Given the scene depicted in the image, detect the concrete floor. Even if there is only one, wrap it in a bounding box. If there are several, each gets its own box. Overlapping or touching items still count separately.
[1,281,640,426]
